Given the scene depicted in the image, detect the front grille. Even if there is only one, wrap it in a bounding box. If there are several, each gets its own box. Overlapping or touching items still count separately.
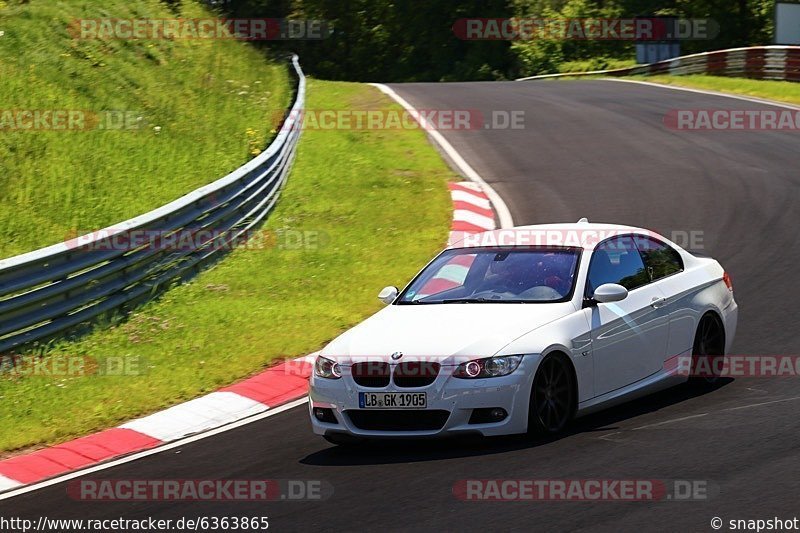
[345,410,450,431]
[351,362,390,388]
[393,362,440,388]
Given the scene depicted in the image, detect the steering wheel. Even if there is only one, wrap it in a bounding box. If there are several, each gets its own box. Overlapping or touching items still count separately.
[518,285,562,300]
[544,275,569,295]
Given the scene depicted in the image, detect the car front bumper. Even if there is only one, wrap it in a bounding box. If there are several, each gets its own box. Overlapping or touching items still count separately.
[308,357,538,438]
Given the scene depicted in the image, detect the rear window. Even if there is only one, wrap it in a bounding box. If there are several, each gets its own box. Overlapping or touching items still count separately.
[634,236,684,282]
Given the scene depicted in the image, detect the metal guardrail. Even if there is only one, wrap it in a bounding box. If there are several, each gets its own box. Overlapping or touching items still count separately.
[516,45,800,81]
[0,55,306,355]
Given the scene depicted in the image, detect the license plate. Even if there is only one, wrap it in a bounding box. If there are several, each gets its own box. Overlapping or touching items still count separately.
[358,392,427,409]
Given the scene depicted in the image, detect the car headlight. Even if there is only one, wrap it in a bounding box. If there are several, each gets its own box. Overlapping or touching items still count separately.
[453,355,522,379]
[314,356,342,379]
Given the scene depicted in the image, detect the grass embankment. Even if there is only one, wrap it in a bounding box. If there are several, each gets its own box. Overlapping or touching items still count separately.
[558,57,636,73]
[631,75,800,106]
[0,79,455,452]
[0,0,291,257]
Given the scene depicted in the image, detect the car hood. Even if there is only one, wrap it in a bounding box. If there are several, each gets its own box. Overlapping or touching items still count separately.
[320,302,576,365]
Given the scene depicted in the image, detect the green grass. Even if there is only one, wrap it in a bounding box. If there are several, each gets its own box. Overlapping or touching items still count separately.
[0,0,291,258]
[0,79,454,453]
[632,75,800,106]
[558,57,636,74]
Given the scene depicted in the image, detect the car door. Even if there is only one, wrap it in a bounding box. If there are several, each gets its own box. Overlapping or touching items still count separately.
[584,235,670,397]
[633,235,692,358]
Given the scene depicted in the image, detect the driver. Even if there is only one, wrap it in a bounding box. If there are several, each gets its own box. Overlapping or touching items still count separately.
[484,253,535,294]
[538,252,573,296]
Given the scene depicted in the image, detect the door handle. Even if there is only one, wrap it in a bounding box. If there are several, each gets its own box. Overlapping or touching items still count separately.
[650,297,667,309]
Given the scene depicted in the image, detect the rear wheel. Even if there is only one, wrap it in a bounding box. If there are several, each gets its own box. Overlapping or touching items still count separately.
[528,355,575,435]
[689,313,726,387]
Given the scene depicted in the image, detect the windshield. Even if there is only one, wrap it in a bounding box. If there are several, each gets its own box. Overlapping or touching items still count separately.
[397,247,581,304]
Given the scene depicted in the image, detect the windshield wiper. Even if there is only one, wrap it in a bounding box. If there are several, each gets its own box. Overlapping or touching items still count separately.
[407,297,535,304]
[440,298,533,303]
[439,297,495,303]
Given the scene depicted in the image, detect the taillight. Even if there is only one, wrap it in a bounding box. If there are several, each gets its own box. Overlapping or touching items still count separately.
[722,271,733,291]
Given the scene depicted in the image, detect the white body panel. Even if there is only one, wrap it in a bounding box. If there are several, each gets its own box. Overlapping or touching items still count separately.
[309,223,738,439]
[586,283,670,397]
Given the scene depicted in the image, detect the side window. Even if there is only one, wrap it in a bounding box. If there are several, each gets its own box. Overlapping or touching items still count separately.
[587,236,649,295]
[634,236,684,282]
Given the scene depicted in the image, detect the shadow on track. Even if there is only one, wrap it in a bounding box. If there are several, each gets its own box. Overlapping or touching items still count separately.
[300,379,732,466]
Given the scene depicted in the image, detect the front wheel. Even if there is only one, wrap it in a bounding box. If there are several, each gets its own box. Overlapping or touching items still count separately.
[528,355,575,435]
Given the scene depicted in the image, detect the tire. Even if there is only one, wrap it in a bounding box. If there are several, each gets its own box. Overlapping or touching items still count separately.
[528,354,576,435]
[688,313,726,388]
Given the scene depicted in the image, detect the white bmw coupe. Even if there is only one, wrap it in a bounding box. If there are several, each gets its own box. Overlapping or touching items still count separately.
[309,220,737,444]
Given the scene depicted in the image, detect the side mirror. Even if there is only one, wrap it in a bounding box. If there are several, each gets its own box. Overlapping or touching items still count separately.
[592,283,628,304]
[378,286,399,305]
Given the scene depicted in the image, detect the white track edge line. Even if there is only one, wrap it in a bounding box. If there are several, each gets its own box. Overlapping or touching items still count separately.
[600,78,800,111]
[0,397,309,500]
[370,83,514,229]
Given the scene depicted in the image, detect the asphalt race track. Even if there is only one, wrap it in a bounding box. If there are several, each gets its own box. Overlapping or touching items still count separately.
[4,80,800,532]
